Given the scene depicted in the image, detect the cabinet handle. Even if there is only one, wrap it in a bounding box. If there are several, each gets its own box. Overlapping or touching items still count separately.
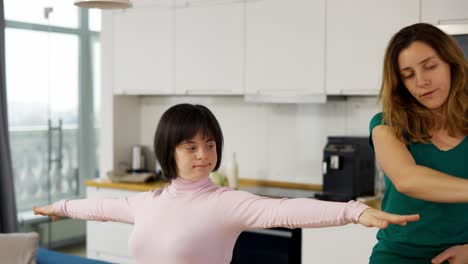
[256,89,320,94]
[438,18,468,25]
[244,94,326,103]
[245,229,293,238]
[339,89,378,95]
[174,0,246,9]
[185,89,235,94]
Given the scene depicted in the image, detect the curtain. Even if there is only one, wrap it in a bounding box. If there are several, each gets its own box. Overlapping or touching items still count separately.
[0,0,18,233]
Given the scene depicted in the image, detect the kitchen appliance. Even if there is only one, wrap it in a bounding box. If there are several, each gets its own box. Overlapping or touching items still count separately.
[231,185,308,263]
[240,186,315,199]
[232,227,301,264]
[132,145,144,170]
[129,145,149,173]
[315,136,375,202]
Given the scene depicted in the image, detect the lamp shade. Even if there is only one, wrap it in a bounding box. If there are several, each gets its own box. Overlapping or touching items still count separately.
[74,0,132,9]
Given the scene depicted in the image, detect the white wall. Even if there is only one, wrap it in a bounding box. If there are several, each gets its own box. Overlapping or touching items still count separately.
[135,96,380,184]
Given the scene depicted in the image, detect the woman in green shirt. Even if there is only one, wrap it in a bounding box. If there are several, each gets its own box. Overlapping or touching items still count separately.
[369,23,468,264]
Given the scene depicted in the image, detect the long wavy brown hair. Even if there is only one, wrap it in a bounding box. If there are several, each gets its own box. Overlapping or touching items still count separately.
[380,23,468,143]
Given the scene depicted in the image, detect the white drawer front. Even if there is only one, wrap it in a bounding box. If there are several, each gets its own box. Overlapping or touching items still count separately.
[87,221,134,258]
[86,186,140,262]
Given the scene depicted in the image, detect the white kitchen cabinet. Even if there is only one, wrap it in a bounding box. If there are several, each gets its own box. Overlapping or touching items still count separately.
[86,187,137,264]
[422,0,468,25]
[245,0,326,102]
[302,224,378,264]
[112,1,174,95]
[174,1,244,95]
[326,0,420,95]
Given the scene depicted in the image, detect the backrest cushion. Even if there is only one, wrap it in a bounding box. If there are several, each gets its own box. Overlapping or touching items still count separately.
[0,232,38,264]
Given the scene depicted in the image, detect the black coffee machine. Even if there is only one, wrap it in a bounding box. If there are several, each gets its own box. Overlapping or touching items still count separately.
[315,136,375,202]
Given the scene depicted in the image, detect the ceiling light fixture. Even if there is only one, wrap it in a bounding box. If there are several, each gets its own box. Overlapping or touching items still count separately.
[74,0,132,9]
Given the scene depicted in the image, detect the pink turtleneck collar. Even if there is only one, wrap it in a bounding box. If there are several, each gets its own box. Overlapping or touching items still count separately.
[166,176,216,196]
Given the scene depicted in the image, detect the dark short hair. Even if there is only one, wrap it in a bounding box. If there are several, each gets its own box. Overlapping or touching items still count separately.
[154,104,224,180]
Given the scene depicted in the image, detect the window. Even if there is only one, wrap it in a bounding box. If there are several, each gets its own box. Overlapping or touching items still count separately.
[5,2,100,213]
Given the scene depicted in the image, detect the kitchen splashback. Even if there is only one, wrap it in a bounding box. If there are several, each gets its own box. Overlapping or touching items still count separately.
[139,96,380,184]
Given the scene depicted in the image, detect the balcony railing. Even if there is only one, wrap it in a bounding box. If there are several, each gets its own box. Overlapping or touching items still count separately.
[9,125,80,212]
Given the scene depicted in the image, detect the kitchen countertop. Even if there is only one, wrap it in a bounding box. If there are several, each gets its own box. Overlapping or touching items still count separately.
[85,178,168,192]
[239,186,317,199]
[85,177,321,193]
[85,178,380,209]
[238,186,381,209]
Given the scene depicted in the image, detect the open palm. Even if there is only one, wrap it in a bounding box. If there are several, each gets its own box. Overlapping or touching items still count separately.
[358,208,419,229]
[32,205,60,222]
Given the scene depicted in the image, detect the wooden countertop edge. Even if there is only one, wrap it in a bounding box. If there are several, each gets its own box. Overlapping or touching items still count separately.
[85,179,168,192]
[85,179,380,209]
[86,178,322,192]
[238,178,322,191]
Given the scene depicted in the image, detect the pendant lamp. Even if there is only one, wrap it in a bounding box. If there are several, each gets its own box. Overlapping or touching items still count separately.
[74,0,132,9]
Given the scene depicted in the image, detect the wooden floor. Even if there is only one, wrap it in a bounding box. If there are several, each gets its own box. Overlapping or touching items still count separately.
[55,242,86,257]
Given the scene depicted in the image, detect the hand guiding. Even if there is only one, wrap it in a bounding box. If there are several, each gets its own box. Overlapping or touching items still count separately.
[358,208,420,229]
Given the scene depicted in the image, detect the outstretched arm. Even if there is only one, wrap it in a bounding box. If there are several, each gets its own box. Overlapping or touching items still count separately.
[372,125,468,203]
[33,190,155,224]
[219,190,418,230]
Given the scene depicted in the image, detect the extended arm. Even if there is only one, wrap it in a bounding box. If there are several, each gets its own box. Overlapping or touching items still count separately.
[33,190,156,224]
[372,125,468,202]
[220,190,418,230]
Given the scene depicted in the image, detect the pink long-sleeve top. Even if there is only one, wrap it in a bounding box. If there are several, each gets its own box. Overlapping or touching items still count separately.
[53,177,369,264]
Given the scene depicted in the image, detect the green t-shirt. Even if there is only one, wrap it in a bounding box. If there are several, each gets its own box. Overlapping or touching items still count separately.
[369,112,468,263]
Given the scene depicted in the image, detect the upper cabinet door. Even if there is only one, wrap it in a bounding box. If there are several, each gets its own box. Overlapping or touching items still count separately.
[421,0,468,25]
[174,1,244,95]
[245,0,325,96]
[112,3,174,95]
[326,0,420,95]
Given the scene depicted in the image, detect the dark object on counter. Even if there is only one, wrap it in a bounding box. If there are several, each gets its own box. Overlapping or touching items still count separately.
[126,168,151,174]
[240,186,316,199]
[315,136,375,202]
[231,227,301,264]
[107,170,156,183]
